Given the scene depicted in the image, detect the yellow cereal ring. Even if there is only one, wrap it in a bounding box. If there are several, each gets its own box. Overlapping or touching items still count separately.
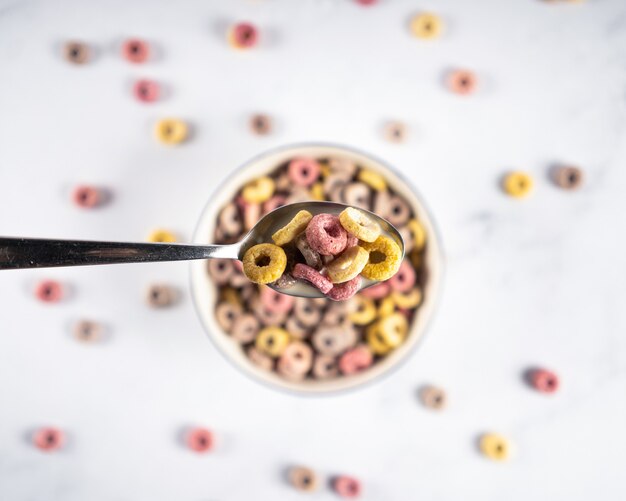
[271,210,313,246]
[348,296,377,325]
[378,296,396,317]
[407,219,426,251]
[310,182,324,201]
[147,229,177,243]
[242,243,287,284]
[409,248,422,269]
[155,119,188,145]
[360,235,402,281]
[242,176,275,203]
[338,207,381,243]
[503,172,533,198]
[391,287,422,309]
[366,323,393,355]
[410,13,443,40]
[377,313,408,347]
[220,287,241,306]
[255,327,290,357]
[357,169,387,191]
[319,163,331,178]
[326,246,369,284]
[479,433,511,461]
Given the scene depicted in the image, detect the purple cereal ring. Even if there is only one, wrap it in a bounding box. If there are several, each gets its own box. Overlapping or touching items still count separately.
[305,214,347,256]
[359,281,390,299]
[339,345,373,375]
[292,263,333,294]
[387,260,416,293]
[326,275,361,301]
[288,157,321,187]
[260,285,294,314]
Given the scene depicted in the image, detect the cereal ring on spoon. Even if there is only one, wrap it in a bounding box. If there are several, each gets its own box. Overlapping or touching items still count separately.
[305,214,348,256]
[326,246,369,283]
[326,275,362,301]
[360,235,402,281]
[339,207,381,243]
[272,210,312,246]
[292,263,333,294]
[242,243,287,284]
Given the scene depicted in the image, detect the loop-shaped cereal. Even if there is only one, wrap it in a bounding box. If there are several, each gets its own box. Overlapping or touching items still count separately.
[479,433,511,461]
[385,195,411,227]
[503,171,533,198]
[333,475,362,499]
[391,287,422,308]
[326,246,369,284]
[292,263,333,294]
[313,325,357,357]
[407,219,426,251]
[387,260,416,292]
[293,298,323,327]
[278,341,313,379]
[215,301,242,332]
[242,176,275,203]
[73,320,104,343]
[310,182,324,200]
[339,207,381,243]
[218,202,242,237]
[263,195,286,214]
[255,327,290,357]
[64,41,90,64]
[343,182,372,210]
[339,345,373,375]
[272,210,313,246]
[313,354,339,379]
[249,114,272,135]
[273,272,297,290]
[359,281,390,299]
[33,427,65,452]
[305,214,348,256]
[357,169,387,191]
[251,296,288,326]
[155,119,188,145]
[260,285,294,314]
[35,280,63,303]
[323,303,350,326]
[134,79,160,103]
[327,275,362,301]
[366,324,392,355]
[242,243,287,284]
[420,385,447,410]
[72,185,102,208]
[285,315,309,339]
[289,466,318,492]
[447,69,477,96]
[410,13,443,39]
[208,259,234,285]
[122,38,149,63]
[553,165,583,190]
[288,157,321,186]
[378,296,396,317]
[247,346,273,371]
[229,22,259,49]
[148,229,177,243]
[348,296,377,325]
[376,313,408,347]
[230,313,260,343]
[529,368,560,393]
[360,235,402,282]
[186,427,214,453]
[296,233,322,269]
[384,122,407,143]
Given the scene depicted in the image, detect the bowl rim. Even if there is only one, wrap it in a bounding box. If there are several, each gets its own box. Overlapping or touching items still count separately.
[189,142,445,396]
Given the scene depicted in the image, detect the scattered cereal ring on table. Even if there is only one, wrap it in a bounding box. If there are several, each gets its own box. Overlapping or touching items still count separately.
[186,427,213,453]
[122,38,149,63]
[333,475,362,499]
[64,41,90,64]
[357,169,387,191]
[289,466,318,492]
[33,427,64,452]
[326,247,369,284]
[348,296,377,325]
[529,368,560,393]
[35,280,63,303]
[272,210,313,246]
[147,229,176,243]
[72,185,102,208]
[242,176,275,203]
[147,284,177,308]
[292,263,333,294]
[420,385,447,410]
[553,165,583,190]
[360,235,402,281]
[155,119,188,145]
[387,260,416,292]
[326,275,362,301]
[313,354,339,379]
[249,114,272,135]
[503,171,533,198]
[339,345,373,375]
[339,207,381,243]
[447,69,477,95]
[229,22,259,49]
[410,13,443,39]
[73,320,104,343]
[242,243,287,284]
[305,214,348,256]
[391,287,422,308]
[479,433,511,461]
[133,79,160,103]
[288,158,321,186]
[384,121,407,143]
[255,327,290,357]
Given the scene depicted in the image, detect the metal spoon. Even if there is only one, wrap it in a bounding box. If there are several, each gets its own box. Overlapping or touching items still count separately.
[0,201,404,298]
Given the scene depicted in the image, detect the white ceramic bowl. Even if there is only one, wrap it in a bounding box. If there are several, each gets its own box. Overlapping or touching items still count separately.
[191,144,444,394]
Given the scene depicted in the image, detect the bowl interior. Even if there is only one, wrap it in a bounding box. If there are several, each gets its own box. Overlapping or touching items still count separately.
[190,144,443,394]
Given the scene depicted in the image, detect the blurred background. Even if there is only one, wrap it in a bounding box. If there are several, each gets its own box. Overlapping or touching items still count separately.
[1,0,626,499]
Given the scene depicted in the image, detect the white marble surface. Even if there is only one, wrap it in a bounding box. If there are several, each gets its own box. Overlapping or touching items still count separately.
[1,0,626,499]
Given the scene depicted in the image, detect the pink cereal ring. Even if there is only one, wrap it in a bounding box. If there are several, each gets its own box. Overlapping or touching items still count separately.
[72,185,101,208]
[292,263,333,294]
[33,427,65,452]
[122,38,150,63]
[333,475,362,498]
[186,427,214,453]
[231,22,258,49]
[35,280,63,303]
[263,195,286,214]
[359,281,390,299]
[530,368,560,394]
[339,345,373,375]
[133,79,160,103]
[305,214,348,256]
[326,275,361,301]
[288,158,321,187]
[260,285,295,314]
[387,260,415,293]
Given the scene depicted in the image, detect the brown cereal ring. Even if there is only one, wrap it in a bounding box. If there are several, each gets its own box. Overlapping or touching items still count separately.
[384,121,407,143]
[289,466,319,492]
[272,210,313,246]
[218,202,242,236]
[553,165,583,190]
[295,233,322,269]
[294,299,323,327]
[339,207,381,243]
[230,313,260,343]
[73,320,104,343]
[385,195,411,226]
[207,259,234,285]
[343,182,372,210]
[219,287,241,306]
[147,284,177,308]
[285,315,310,339]
[278,341,313,377]
[215,301,242,333]
[305,214,348,256]
[313,355,339,379]
[64,41,90,64]
[420,385,447,410]
[360,235,402,281]
[312,324,357,356]
[326,246,369,284]
[249,114,272,135]
[247,346,274,371]
[242,244,287,284]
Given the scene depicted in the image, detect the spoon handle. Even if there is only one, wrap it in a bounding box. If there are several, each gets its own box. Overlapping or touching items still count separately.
[0,237,240,270]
